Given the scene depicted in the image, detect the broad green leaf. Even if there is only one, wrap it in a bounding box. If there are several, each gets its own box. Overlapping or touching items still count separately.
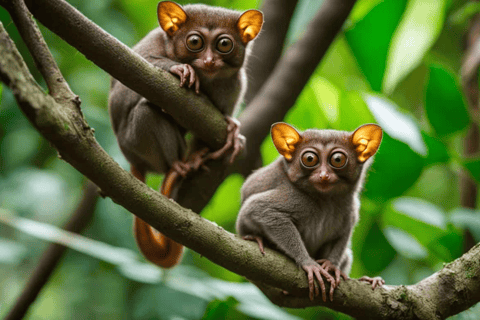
[364,133,424,201]
[429,231,463,262]
[450,208,480,242]
[425,65,469,136]
[382,197,448,249]
[310,76,340,126]
[421,132,449,165]
[462,158,480,184]
[383,227,428,260]
[318,36,370,92]
[360,222,396,274]
[346,0,408,91]
[383,0,447,93]
[338,91,376,130]
[348,0,384,27]
[364,94,426,155]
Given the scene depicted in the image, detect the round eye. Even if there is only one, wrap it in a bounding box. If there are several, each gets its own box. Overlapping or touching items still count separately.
[186,34,204,52]
[216,37,234,53]
[330,152,347,168]
[301,151,319,168]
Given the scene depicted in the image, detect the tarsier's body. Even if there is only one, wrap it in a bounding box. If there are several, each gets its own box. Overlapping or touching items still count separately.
[236,123,384,301]
[109,1,263,268]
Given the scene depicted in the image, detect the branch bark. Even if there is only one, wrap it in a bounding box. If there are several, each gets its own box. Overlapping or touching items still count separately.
[5,181,99,320]
[2,22,480,319]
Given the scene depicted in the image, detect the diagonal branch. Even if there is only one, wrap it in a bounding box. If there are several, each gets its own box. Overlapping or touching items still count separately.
[243,0,299,105]
[2,21,480,320]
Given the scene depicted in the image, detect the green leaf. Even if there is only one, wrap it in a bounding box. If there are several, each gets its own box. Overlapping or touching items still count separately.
[338,91,376,130]
[383,227,428,260]
[424,64,469,136]
[360,222,396,274]
[364,94,427,155]
[382,197,449,249]
[450,2,480,26]
[462,158,480,184]
[348,0,384,27]
[346,0,408,91]
[383,0,447,93]
[364,133,424,201]
[421,132,449,165]
[450,208,480,242]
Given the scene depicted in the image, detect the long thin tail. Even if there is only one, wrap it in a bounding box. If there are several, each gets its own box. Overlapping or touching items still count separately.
[132,166,184,268]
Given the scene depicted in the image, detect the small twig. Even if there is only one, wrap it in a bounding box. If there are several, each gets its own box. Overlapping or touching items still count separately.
[5,181,99,320]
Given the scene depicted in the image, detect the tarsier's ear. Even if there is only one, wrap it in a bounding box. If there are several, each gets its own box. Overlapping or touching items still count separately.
[271,122,302,161]
[158,1,187,36]
[237,10,263,44]
[351,124,383,162]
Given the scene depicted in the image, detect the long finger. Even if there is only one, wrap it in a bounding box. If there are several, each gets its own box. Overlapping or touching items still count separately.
[195,73,200,94]
[307,270,315,301]
[181,66,189,87]
[187,65,196,88]
[313,269,326,302]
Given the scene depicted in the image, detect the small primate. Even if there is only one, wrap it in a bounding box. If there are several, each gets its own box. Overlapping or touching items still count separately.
[108,1,263,268]
[236,122,385,302]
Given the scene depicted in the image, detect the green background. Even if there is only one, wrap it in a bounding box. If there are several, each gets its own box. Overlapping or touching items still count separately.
[1,0,480,319]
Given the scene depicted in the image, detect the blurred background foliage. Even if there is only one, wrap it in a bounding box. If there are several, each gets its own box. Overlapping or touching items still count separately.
[1,0,480,319]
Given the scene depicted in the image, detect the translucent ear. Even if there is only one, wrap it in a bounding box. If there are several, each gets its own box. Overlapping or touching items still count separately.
[351,124,383,162]
[157,1,187,36]
[271,122,302,161]
[237,10,263,44]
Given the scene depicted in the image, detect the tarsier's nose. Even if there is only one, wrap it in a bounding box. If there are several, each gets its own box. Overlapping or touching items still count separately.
[319,171,330,182]
[204,56,215,67]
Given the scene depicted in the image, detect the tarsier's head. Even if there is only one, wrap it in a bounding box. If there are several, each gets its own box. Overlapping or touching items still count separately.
[271,122,383,196]
[157,1,263,79]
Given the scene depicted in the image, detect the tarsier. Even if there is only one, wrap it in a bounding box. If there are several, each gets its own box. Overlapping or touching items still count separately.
[109,1,263,268]
[236,122,385,302]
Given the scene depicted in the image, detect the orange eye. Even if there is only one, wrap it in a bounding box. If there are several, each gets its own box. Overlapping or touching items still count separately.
[301,151,319,167]
[216,37,234,53]
[330,152,347,168]
[186,34,204,52]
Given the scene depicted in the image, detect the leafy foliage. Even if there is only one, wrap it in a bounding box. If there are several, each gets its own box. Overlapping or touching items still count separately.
[1,0,479,319]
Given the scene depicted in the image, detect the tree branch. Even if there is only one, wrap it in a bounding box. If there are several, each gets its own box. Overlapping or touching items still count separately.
[2,22,480,319]
[243,0,298,105]
[5,181,99,320]
[13,0,228,150]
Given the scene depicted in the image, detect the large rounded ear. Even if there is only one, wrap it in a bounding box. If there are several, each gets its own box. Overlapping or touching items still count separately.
[351,124,383,162]
[271,123,302,161]
[237,10,263,44]
[157,1,187,36]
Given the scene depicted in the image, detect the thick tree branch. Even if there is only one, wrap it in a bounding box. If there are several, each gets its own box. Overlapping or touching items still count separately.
[5,181,99,320]
[2,23,480,319]
[243,0,298,105]
[12,0,228,150]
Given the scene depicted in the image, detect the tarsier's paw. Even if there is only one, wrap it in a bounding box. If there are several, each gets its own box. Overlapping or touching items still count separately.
[242,235,265,255]
[316,259,349,288]
[301,262,335,302]
[170,64,200,94]
[359,276,385,290]
[208,116,245,163]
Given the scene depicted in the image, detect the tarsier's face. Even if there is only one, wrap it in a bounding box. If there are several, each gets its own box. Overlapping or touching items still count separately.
[157,2,263,79]
[271,122,383,197]
[173,26,246,79]
[287,134,362,196]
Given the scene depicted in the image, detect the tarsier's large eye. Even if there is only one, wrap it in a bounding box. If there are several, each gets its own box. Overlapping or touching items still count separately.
[301,151,319,168]
[329,152,347,168]
[186,34,204,52]
[216,37,234,53]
